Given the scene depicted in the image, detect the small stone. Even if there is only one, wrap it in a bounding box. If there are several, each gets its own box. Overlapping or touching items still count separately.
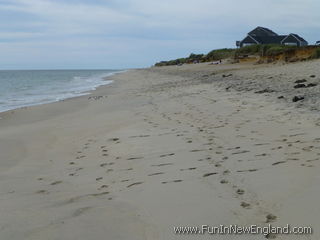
[240,202,251,209]
[236,189,245,195]
[294,79,307,83]
[292,96,304,102]
[294,83,306,89]
[220,179,228,184]
[266,214,277,223]
[265,233,277,239]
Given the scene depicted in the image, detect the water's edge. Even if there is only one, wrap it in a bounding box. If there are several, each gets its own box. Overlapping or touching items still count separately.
[0,70,126,114]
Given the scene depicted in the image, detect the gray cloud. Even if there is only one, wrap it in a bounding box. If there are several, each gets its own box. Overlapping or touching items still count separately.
[0,0,319,69]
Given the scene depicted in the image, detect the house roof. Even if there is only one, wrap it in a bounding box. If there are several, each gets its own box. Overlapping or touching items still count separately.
[281,34,308,44]
[248,26,278,37]
[239,27,308,46]
[290,34,308,43]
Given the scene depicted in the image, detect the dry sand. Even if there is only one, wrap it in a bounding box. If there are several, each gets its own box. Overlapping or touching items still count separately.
[1,61,320,239]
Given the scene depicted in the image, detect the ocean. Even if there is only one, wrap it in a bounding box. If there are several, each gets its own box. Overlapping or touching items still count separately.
[0,69,122,113]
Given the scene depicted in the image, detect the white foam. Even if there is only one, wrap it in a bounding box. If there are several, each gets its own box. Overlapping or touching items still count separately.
[0,70,123,113]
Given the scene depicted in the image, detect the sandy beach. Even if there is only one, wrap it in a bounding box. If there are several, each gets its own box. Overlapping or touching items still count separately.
[1,60,320,239]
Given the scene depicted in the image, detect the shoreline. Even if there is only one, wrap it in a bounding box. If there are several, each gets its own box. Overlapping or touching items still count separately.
[0,69,127,115]
[1,61,320,239]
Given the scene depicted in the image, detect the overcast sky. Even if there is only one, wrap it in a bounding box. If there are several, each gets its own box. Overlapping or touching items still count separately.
[0,0,319,69]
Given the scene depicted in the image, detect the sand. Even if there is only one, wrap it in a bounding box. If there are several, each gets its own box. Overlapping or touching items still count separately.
[1,60,320,239]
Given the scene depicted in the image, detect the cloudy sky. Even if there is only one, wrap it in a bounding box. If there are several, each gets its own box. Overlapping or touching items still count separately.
[0,0,319,69]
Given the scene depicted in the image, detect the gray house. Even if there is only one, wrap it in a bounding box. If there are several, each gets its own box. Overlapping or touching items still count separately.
[236,27,308,47]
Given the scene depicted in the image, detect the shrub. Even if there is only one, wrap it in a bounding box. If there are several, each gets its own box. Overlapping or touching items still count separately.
[265,46,287,56]
[206,48,236,61]
[312,48,320,59]
[235,45,263,55]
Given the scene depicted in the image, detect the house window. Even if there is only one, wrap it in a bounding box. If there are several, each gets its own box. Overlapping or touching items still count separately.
[243,43,256,47]
[284,42,297,46]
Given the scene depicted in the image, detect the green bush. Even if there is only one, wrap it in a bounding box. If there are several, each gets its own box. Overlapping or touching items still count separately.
[312,48,320,59]
[235,44,298,57]
[265,46,287,56]
[154,49,237,66]
[235,45,263,55]
[206,48,236,61]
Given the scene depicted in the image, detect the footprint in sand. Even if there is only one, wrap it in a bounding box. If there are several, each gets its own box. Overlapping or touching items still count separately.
[162,180,183,184]
[220,179,229,184]
[50,181,62,186]
[236,189,245,195]
[180,167,197,171]
[159,153,175,158]
[203,172,217,177]
[223,170,230,175]
[152,163,173,167]
[127,157,144,160]
[127,182,144,188]
[237,169,258,173]
[306,158,320,162]
[265,233,277,239]
[255,153,269,157]
[272,161,287,166]
[254,143,270,146]
[271,146,283,150]
[266,214,277,223]
[240,202,251,209]
[129,135,150,138]
[232,150,250,155]
[72,207,92,218]
[110,138,120,142]
[98,185,108,190]
[36,190,49,194]
[148,172,165,176]
[190,149,206,153]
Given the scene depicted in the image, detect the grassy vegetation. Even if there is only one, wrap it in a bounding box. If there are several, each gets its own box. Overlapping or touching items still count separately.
[312,48,320,59]
[154,49,235,67]
[234,44,263,55]
[154,45,320,66]
[154,53,205,67]
[205,48,236,61]
[234,44,297,57]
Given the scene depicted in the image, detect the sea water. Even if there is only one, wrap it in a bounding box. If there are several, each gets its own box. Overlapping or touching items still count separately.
[0,69,122,112]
